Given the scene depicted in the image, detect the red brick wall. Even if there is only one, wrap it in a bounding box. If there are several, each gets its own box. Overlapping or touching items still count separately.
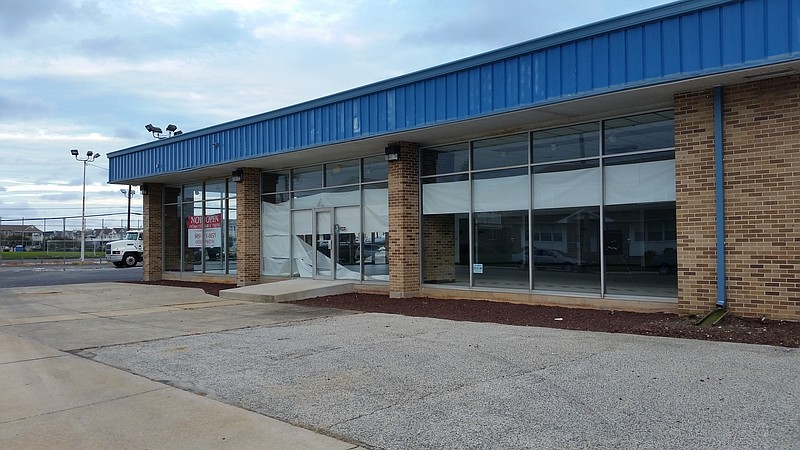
[388,142,420,298]
[675,75,800,320]
[142,183,163,281]
[236,168,261,286]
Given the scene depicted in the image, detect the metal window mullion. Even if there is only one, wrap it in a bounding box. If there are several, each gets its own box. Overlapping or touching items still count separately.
[599,120,607,297]
[468,140,475,288]
[528,159,534,292]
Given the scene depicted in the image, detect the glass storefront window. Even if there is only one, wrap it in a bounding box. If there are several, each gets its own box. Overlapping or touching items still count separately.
[422,175,469,215]
[472,134,528,170]
[422,143,469,176]
[603,111,675,155]
[325,159,360,187]
[420,109,677,300]
[532,122,600,163]
[163,178,237,276]
[292,165,323,190]
[532,161,601,294]
[471,167,529,289]
[292,186,360,209]
[422,213,469,286]
[472,168,528,212]
[262,193,291,277]
[262,170,290,194]
[472,210,529,289]
[362,155,388,182]
[261,158,389,282]
[362,182,388,282]
[183,184,203,203]
[603,150,677,297]
[164,186,181,204]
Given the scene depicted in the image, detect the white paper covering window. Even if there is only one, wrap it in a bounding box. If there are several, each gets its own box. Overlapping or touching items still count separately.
[422,180,469,214]
[533,167,600,209]
[363,187,388,232]
[604,159,675,205]
[473,174,529,212]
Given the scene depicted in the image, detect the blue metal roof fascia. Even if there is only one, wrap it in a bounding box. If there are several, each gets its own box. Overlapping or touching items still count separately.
[108,0,733,159]
[109,0,800,183]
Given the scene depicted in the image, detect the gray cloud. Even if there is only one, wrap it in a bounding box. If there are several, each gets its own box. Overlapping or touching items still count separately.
[0,0,99,38]
[74,9,250,61]
[0,94,51,120]
[40,192,78,202]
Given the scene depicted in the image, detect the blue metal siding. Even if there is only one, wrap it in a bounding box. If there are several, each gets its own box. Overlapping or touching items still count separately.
[109,0,800,183]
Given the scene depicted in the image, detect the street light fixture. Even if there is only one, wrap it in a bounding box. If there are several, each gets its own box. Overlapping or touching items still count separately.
[146,123,182,139]
[120,186,137,230]
[70,149,102,261]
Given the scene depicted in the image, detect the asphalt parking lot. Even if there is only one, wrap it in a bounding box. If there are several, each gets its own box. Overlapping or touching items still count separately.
[2,282,798,449]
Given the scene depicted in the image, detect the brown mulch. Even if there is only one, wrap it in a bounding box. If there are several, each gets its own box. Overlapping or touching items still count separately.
[130,280,800,348]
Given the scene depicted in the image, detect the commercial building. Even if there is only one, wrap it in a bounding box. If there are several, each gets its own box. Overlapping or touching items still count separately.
[108,0,800,320]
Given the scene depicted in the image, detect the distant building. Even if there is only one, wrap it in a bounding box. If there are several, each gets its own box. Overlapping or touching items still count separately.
[0,225,43,238]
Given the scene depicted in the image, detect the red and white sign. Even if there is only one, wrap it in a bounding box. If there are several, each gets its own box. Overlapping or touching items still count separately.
[187,213,222,248]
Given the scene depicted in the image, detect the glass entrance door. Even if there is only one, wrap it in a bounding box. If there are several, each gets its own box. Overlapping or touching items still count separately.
[314,208,334,279]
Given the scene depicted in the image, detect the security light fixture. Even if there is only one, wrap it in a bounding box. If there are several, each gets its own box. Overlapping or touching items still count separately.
[145,123,182,139]
[232,168,244,183]
[120,186,138,230]
[69,149,102,262]
[140,184,149,195]
[385,144,401,161]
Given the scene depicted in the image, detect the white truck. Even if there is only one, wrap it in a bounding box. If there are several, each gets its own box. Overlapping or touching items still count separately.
[105,230,143,268]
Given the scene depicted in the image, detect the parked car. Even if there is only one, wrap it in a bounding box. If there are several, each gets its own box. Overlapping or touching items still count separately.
[533,249,580,272]
[357,243,386,264]
[193,247,221,262]
[649,248,677,275]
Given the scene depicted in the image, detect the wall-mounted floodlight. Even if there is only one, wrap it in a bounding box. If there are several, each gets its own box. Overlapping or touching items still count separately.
[140,184,149,195]
[145,123,182,139]
[385,144,401,161]
[232,168,244,183]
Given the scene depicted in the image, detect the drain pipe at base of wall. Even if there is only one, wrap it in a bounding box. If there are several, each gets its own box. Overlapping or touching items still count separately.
[714,85,727,309]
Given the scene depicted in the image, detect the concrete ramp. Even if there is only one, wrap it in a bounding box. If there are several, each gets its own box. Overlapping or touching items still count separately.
[220,279,354,303]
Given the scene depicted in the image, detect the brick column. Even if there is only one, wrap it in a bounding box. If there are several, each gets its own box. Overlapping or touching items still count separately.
[387,142,420,298]
[142,183,163,281]
[674,89,717,316]
[236,168,261,286]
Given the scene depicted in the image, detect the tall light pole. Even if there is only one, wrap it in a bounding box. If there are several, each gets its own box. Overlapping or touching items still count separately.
[120,186,137,230]
[70,149,102,261]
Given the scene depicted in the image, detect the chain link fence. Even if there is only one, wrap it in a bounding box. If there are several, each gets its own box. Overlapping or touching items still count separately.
[0,214,142,265]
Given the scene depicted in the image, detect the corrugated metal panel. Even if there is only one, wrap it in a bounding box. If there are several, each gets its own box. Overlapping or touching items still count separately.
[109,0,800,183]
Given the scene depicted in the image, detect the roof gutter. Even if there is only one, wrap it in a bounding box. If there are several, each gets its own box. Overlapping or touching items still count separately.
[714,85,727,308]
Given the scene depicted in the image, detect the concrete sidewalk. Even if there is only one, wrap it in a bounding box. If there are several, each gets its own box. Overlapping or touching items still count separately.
[0,283,363,449]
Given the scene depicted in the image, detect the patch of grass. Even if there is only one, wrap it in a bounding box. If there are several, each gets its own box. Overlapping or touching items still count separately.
[0,251,103,260]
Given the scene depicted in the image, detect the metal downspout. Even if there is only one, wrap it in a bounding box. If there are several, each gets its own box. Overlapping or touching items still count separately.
[714,86,726,308]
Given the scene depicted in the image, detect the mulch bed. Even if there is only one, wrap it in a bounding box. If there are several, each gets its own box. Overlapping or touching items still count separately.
[129,280,800,348]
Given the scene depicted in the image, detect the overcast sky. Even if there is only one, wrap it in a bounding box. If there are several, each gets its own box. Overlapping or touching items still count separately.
[0,0,672,232]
